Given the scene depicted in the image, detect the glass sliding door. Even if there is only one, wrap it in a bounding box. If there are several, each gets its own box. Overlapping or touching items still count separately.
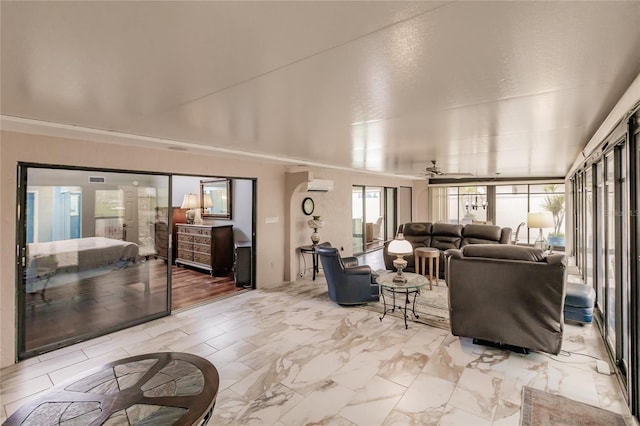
[352,186,365,254]
[605,153,617,349]
[352,185,397,255]
[585,167,594,292]
[385,187,397,240]
[596,161,606,320]
[17,165,171,359]
[364,187,384,249]
[614,143,629,381]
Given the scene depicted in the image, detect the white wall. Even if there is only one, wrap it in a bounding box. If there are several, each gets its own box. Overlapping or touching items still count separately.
[285,168,424,281]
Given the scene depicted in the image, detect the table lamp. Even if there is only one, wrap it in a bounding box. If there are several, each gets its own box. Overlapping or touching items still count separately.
[388,233,413,283]
[527,211,554,250]
[307,215,324,246]
[194,194,214,225]
[181,193,200,224]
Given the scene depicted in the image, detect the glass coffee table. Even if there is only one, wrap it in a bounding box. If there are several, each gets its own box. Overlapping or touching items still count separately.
[377,272,428,329]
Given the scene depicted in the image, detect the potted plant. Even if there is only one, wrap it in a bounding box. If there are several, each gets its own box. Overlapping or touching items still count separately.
[542,185,565,247]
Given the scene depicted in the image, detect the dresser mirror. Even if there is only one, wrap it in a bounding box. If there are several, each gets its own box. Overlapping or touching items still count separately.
[201,178,232,219]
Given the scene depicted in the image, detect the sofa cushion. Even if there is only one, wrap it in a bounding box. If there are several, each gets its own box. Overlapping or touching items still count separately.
[428,223,462,250]
[402,222,432,247]
[461,244,545,262]
[461,224,503,246]
[431,223,463,237]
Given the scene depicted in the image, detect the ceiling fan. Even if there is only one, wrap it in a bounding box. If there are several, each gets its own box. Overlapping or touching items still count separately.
[421,160,474,178]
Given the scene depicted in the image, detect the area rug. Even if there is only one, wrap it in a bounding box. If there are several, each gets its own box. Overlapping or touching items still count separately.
[520,386,628,426]
[357,277,450,330]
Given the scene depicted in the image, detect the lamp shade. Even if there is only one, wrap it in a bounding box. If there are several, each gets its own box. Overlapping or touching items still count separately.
[202,194,214,209]
[527,211,554,229]
[388,233,413,255]
[181,193,200,209]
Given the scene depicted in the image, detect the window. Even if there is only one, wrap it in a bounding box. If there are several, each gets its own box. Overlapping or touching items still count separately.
[496,185,528,242]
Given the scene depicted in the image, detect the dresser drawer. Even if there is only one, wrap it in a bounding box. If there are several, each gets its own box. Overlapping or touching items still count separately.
[177,250,194,261]
[193,235,210,245]
[194,243,211,254]
[177,241,193,251]
[193,253,211,265]
[177,233,194,243]
[181,226,209,235]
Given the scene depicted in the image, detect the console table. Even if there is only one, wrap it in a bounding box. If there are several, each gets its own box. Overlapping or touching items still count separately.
[3,352,219,426]
[298,245,320,280]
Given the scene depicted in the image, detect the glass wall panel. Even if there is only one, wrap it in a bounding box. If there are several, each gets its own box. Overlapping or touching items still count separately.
[447,187,459,223]
[352,186,364,254]
[530,184,565,247]
[496,185,528,243]
[459,186,488,223]
[585,168,594,293]
[445,186,488,224]
[385,187,397,240]
[596,162,606,317]
[576,174,584,272]
[605,153,617,348]
[618,144,630,378]
[20,166,170,358]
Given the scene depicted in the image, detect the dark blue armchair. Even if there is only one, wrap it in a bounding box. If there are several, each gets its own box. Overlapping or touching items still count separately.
[316,245,379,305]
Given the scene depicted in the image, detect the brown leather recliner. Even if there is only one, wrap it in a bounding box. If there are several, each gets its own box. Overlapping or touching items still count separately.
[445,244,567,355]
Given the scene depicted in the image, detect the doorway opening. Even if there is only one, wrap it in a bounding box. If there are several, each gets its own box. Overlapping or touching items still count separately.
[169,175,256,311]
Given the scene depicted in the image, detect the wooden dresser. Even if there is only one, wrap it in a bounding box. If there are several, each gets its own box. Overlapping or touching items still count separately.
[175,224,234,275]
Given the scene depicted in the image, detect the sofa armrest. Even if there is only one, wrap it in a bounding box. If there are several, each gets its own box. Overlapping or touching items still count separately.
[499,227,513,244]
[345,265,372,275]
[445,249,463,259]
[545,254,567,266]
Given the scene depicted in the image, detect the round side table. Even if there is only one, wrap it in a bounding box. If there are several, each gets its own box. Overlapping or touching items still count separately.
[414,247,440,290]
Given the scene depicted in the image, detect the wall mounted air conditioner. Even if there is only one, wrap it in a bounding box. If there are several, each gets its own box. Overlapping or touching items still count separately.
[306,179,334,192]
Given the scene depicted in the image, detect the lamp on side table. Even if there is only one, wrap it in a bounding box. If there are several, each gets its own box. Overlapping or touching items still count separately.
[527,211,554,250]
[387,233,413,284]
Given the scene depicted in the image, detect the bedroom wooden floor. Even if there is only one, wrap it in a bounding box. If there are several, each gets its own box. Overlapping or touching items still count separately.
[23,259,242,355]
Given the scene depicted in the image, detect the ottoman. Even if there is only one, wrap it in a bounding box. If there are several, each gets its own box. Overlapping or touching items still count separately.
[564,282,596,323]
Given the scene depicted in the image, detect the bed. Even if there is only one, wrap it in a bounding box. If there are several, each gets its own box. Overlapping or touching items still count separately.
[26,237,143,297]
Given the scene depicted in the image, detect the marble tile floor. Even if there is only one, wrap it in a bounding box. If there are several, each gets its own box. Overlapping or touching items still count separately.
[1,275,636,425]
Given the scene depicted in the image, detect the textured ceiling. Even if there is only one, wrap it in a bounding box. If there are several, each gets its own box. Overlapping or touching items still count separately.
[2,1,640,179]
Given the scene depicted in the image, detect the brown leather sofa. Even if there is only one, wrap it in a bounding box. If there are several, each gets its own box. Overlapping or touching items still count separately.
[446,244,567,354]
[383,222,512,277]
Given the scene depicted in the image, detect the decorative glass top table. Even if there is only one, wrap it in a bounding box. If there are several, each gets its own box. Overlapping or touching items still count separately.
[3,352,220,426]
[377,272,429,329]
